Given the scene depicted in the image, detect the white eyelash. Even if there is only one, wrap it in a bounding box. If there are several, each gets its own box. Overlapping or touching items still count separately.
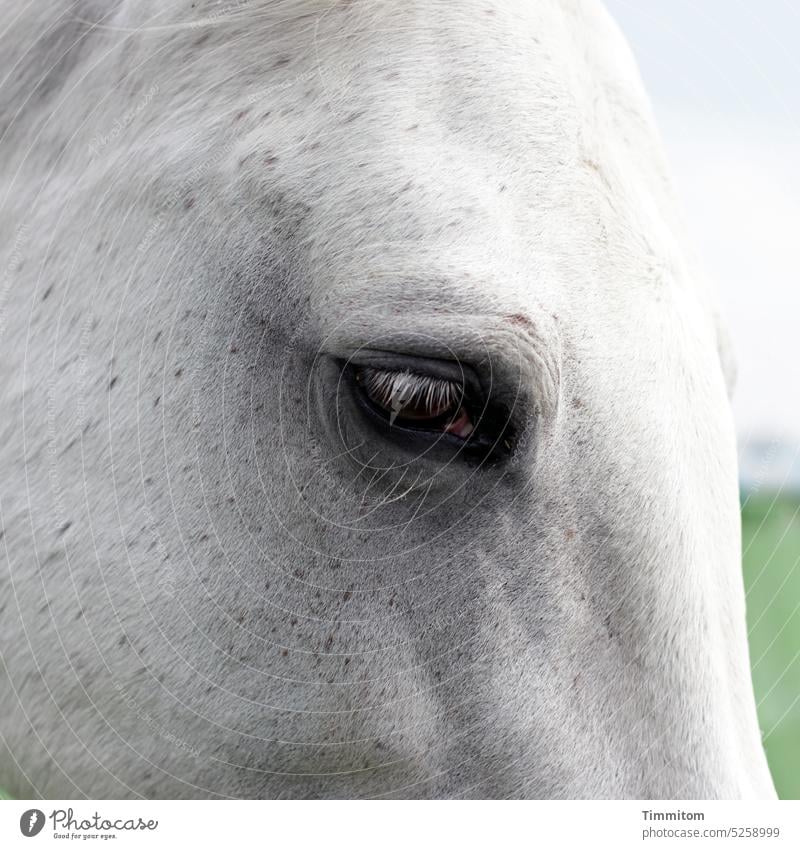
[359,367,462,414]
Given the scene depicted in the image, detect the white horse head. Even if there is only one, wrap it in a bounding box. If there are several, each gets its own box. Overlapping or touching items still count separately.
[0,0,775,798]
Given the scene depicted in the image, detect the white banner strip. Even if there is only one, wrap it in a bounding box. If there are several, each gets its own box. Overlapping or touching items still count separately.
[2,800,798,848]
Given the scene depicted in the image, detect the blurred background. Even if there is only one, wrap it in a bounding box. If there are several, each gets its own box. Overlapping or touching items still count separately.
[607,0,800,799]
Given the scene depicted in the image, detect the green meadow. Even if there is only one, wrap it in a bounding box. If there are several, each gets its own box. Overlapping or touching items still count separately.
[742,493,800,799]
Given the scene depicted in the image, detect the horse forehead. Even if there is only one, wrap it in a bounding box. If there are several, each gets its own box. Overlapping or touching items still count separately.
[189,2,667,286]
[143,0,648,138]
[10,1,673,304]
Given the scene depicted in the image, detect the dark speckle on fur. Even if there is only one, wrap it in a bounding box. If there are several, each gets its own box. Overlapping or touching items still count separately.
[506,312,533,328]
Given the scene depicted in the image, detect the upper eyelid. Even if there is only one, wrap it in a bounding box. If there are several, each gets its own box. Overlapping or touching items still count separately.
[338,350,482,399]
[319,311,561,419]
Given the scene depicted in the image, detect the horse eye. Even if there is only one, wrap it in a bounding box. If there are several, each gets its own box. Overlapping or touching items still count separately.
[354,366,475,438]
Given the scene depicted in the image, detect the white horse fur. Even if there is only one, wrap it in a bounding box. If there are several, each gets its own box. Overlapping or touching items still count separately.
[0,0,776,798]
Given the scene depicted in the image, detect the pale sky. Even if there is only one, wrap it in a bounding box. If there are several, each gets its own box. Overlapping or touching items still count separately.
[606,1,800,443]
